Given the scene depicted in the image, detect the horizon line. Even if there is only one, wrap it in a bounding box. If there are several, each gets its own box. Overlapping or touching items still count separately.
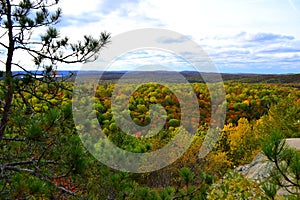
[7,70,300,76]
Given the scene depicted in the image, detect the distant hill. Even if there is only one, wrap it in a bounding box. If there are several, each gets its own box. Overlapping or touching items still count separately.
[221,73,300,84]
[5,70,300,84]
[72,71,300,84]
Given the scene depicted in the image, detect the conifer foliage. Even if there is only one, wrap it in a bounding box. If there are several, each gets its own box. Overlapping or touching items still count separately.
[0,0,110,198]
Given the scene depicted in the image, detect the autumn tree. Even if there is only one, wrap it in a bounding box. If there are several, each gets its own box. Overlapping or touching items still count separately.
[213,118,260,168]
[0,0,110,198]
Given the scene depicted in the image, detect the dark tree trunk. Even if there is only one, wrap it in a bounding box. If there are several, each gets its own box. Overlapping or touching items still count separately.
[0,0,14,139]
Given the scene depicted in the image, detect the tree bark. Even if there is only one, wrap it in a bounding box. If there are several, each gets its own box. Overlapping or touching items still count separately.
[0,0,14,139]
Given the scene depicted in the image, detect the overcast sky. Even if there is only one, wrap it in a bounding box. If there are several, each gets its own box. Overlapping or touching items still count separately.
[2,0,300,73]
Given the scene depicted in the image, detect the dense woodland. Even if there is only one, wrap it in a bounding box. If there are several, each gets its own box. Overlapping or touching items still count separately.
[1,0,300,199]
[1,76,300,199]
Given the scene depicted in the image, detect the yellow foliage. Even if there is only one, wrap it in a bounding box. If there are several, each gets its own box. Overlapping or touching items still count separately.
[219,118,261,166]
[205,151,233,174]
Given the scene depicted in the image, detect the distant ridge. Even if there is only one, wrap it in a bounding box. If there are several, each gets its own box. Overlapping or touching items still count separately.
[7,70,300,84]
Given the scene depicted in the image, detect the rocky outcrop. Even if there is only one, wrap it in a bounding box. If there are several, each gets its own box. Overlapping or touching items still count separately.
[285,138,300,150]
[237,152,275,181]
[238,138,300,180]
[237,138,300,196]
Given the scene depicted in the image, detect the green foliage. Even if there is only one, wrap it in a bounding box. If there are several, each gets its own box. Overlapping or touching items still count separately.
[109,122,118,131]
[207,171,265,200]
[169,119,180,127]
[261,182,279,199]
[180,167,195,185]
[67,136,88,175]
[261,129,300,196]
[1,52,300,200]
[258,95,300,138]
[257,96,300,198]
[27,122,43,140]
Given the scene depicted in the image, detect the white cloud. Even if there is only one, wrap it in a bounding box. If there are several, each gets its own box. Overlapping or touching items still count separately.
[58,0,103,16]
[1,0,299,73]
[105,50,196,71]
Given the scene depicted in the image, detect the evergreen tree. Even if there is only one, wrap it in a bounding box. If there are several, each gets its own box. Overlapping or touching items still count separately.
[0,0,110,198]
[260,96,300,198]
